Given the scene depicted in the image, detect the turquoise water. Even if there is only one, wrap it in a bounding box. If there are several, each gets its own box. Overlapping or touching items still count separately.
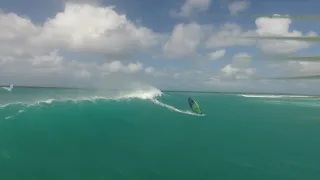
[0,87,320,179]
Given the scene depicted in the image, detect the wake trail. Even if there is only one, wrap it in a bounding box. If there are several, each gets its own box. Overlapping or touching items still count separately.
[151,99,205,117]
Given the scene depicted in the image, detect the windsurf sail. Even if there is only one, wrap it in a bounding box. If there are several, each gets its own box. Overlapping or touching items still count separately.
[188,97,202,114]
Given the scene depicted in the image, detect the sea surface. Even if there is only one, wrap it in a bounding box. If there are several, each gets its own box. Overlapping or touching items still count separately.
[0,86,320,180]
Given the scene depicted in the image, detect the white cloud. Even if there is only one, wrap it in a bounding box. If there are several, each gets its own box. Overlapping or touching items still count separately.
[0,3,160,59]
[98,61,144,76]
[254,14,318,54]
[0,2,164,87]
[0,12,43,57]
[219,52,256,80]
[0,51,68,86]
[74,69,91,79]
[205,14,317,55]
[228,0,250,15]
[145,67,155,74]
[207,49,226,60]
[253,14,320,80]
[0,49,148,87]
[268,60,320,78]
[0,0,319,93]
[29,50,63,70]
[0,50,64,76]
[231,52,251,67]
[172,0,211,18]
[144,67,170,77]
[205,23,256,48]
[0,56,13,66]
[220,64,255,79]
[34,3,159,57]
[163,23,207,59]
[297,62,320,75]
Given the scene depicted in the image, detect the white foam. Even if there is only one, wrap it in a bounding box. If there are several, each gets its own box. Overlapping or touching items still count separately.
[237,93,320,108]
[265,100,320,108]
[115,87,162,100]
[239,94,314,98]
[5,116,13,120]
[0,102,24,108]
[2,84,13,92]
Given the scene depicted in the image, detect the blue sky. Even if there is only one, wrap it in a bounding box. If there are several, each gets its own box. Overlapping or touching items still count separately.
[0,0,320,94]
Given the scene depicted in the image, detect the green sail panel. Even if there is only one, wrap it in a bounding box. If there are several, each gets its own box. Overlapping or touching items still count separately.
[188,97,202,114]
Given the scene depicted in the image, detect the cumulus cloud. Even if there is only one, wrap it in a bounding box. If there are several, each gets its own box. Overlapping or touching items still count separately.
[205,23,256,48]
[0,0,319,93]
[228,0,250,15]
[144,67,168,77]
[219,52,256,80]
[163,23,209,59]
[35,3,159,57]
[267,59,320,79]
[0,12,43,57]
[0,3,160,59]
[251,15,320,80]
[29,50,64,72]
[205,14,319,84]
[98,61,144,76]
[0,50,79,87]
[254,14,318,54]
[0,2,164,87]
[205,14,317,55]
[171,0,211,18]
[0,49,148,87]
[207,49,226,60]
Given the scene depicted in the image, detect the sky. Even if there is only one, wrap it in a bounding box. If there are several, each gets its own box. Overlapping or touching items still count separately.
[0,0,320,94]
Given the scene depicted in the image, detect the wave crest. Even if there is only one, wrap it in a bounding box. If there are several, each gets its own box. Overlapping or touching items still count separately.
[1,84,13,92]
[0,86,163,108]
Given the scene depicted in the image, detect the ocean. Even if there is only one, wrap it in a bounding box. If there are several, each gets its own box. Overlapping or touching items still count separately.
[0,86,320,180]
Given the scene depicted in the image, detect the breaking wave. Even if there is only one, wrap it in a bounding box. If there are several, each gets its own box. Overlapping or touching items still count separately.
[0,86,204,117]
[1,84,13,92]
[0,86,162,108]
